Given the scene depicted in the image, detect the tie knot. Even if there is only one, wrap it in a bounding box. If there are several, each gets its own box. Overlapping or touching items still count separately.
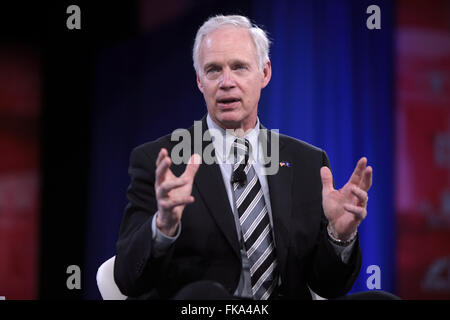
[232,138,250,165]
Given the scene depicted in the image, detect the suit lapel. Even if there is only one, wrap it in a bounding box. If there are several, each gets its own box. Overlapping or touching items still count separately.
[194,161,241,260]
[262,129,292,278]
[183,117,241,260]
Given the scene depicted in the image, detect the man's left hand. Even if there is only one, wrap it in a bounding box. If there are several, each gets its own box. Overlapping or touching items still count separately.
[320,157,373,241]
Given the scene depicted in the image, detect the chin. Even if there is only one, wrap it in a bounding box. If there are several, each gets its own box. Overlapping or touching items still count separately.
[217,114,243,129]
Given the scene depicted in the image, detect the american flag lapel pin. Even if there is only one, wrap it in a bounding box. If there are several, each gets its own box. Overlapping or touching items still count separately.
[280,161,291,167]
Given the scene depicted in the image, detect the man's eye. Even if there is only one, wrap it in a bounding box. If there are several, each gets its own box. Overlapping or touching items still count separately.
[207,67,219,73]
[234,65,245,70]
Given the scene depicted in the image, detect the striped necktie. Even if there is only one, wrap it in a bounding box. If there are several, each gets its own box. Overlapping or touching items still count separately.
[231,138,277,300]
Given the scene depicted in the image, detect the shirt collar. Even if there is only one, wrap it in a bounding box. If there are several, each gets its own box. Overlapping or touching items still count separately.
[206,114,260,164]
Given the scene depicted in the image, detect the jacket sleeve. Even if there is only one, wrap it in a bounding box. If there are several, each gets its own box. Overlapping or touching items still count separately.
[306,151,362,299]
[114,145,175,297]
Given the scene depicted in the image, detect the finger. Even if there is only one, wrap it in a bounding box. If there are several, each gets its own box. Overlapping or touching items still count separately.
[348,157,367,186]
[156,148,168,167]
[159,196,195,211]
[182,153,202,180]
[351,186,368,206]
[343,203,367,220]
[155,156,171,185]
[157,177,189,199]
[320,166,334,193]
[359,166,373,192]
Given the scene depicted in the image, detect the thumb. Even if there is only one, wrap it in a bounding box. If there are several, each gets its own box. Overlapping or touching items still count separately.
[320,166,334,193]
[183,153,202,180]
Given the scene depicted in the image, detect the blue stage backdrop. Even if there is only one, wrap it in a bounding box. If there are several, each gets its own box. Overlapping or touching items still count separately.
[252,0,395,295]
[85,0,395,298]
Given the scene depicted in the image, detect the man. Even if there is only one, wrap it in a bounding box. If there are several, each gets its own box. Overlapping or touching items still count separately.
[114,15,372,300]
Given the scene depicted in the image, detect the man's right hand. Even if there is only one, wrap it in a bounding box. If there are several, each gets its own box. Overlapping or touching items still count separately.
[155,148,201,237]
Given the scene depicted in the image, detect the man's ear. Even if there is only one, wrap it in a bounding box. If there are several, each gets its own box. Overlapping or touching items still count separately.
[196,72,204,93]
[261,60,272,89]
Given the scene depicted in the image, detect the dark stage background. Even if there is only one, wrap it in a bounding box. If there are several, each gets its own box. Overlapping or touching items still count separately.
[0,0,448,300]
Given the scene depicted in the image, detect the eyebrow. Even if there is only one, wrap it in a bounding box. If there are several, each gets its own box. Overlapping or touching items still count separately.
[229,59,250,67]
[203,59,251,71]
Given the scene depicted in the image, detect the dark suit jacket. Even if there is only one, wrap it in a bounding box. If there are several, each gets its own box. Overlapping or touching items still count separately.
[114,117,362,299]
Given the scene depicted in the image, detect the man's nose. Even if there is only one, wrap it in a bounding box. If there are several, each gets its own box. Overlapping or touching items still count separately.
[219,69,236,89]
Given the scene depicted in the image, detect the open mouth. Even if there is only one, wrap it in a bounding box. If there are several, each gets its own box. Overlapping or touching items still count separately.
[217,97,241,107]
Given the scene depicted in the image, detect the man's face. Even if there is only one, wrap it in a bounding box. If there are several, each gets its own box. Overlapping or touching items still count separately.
[196,27,271,132]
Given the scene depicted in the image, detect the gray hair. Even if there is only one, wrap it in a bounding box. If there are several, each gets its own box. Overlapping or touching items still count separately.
[192,15,271,75]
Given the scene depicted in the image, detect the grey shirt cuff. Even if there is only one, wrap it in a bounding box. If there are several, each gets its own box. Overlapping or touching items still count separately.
[329,238,356,264]
[151,213,181,258]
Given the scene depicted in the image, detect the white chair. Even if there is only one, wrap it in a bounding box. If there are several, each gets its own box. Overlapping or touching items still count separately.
[309,287,327,300]
[96,255,325,300]
[96,256,127,300]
